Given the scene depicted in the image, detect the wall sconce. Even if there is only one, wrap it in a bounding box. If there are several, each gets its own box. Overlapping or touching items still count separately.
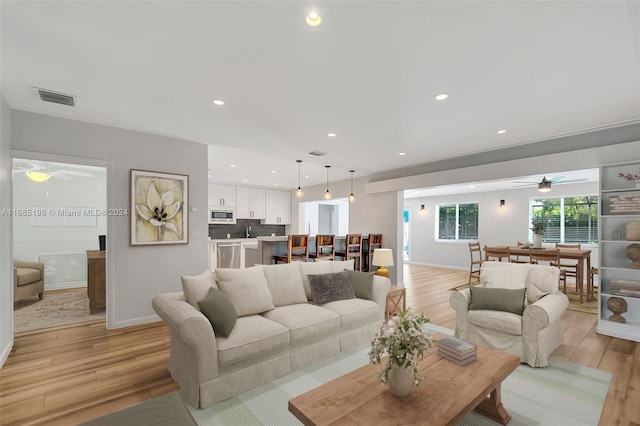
[419,204,426,214]
[499,199,505,210]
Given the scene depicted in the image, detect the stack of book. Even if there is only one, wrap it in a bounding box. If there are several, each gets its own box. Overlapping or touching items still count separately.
[437,336,477,365]
[610,279,640,298]
[609,195,640,215]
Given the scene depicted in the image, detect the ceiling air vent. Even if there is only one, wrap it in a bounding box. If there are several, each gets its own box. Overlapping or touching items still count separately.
[34,88,76,106]
[307,150,327,157]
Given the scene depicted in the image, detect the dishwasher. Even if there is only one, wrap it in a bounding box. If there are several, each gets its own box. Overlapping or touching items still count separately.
[216,242,242,268]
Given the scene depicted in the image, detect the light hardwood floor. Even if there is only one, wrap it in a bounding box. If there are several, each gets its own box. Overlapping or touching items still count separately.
[0,264,638,425]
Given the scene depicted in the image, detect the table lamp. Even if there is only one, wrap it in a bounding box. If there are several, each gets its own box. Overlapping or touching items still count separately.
[372,248,393,278]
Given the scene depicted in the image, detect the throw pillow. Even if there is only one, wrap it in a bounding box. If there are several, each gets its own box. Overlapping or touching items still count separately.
[347,269,374,300]
[300,261,335,300]
[215,266,275,316]
[480,263,528,289]
[262,262,307,306]
[308,271,355,305]
[469,286,526,316]
[181,270,218,309]
[197,287,237,337]
[330,259,355,272]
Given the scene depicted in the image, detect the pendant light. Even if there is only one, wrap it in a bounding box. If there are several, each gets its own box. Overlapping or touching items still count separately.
[324,165,332,200]
[348,170,356,203]
[295,160,304,198]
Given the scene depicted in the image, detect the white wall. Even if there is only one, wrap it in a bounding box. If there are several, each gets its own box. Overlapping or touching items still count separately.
[12,165,107,289]
[10,110,209,329]
[405,181,600,269]
[0,96,13,367]
[291,176,403,284]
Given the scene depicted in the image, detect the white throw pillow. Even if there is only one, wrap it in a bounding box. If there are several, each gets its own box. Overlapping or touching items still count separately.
[215,266,275,316]
[181,270,218,309]
[262,262,307,306]
[300,261,335,300]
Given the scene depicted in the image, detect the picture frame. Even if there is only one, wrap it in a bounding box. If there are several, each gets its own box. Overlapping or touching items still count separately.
[130,169,188,245]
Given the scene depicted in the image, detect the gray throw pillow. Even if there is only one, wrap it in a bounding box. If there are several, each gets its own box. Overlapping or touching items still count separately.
[197,287,237,337]
[308,271,355,305]
[346,269,374,300]
[469,287,526,316]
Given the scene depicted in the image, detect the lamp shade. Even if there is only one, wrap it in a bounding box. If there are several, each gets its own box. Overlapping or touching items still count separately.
[372,248,394,267]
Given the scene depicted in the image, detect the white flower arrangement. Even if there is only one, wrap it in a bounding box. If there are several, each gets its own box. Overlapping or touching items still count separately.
[368,309,433,386]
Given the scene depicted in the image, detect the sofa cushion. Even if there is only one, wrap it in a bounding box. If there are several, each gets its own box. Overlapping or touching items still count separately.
[469,287,526,316]
[262,303,340,345]
[468,310,523,336]
[480,262,528,289]
[321,298,379,329]
[181,270,218,309]
[198,287,237,337]
[330,260,356,273]
[348,269,374,300]
[308,271,355,305]
[216,266,275,316]
[216,315,290,369]
[262,262,307,306]
[15,268,41,287]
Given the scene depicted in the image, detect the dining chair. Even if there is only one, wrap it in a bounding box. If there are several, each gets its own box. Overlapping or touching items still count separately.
[273,235,309,264]
[529,248,567,291]
[509,242,530,264]
[364,233,383,272]
[484,246,510,262]
[587,267,598,302]
[335,234,363,271]
[555,243,581,288]
[468,242,482,285]
[309,234,335,261]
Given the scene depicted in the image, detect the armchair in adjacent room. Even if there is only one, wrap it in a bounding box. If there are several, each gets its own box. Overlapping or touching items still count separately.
[450,261,568,367]
[13,260,45,308]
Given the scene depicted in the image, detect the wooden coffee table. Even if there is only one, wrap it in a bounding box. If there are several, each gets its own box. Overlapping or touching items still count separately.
[289,344,520,425]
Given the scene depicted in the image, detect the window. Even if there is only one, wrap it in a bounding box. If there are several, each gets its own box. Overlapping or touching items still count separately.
[437,203,479,240]
[530,196,598,244]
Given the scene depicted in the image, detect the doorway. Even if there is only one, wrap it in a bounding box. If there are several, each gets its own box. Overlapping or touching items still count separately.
[12,157,107,332]
[403,208,410,261]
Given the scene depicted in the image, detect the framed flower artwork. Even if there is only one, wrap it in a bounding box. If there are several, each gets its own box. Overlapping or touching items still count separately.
[131,169,189,245]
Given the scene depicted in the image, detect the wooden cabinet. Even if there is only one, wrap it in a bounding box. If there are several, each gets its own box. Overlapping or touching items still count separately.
[596,161,640,342]
[86,250,106,315]
[262,189,291,225]
[208,183,236,207]
[236,187,266,219]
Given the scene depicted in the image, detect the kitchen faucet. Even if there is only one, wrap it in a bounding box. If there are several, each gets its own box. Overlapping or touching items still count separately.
[246,225,252,238]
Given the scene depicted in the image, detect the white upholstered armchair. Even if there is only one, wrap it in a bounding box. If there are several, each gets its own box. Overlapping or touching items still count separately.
[450,261,568,367]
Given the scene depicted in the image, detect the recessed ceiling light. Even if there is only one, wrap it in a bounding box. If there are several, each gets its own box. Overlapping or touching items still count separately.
[435,93,448,101]
[230,164,236,168]
[328,133,336,137]
[271,170,276,173]
[212,99,225,106]
[274,183,279,186]
[469,185,475,188]
[306,12,322,27]
[242,179,248,182]
[497,129,507,134]
[399,152,406,156]
[305,175,309,178]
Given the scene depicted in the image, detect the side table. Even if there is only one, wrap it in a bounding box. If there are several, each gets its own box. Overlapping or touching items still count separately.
[385,285,406,319]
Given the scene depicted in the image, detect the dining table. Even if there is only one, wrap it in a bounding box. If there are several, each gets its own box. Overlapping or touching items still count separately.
[507,246,592,304]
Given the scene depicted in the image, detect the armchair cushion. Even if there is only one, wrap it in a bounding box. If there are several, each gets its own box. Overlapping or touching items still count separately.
[468,310,523,336]
[469,287,526,315]
[15,268,42,286]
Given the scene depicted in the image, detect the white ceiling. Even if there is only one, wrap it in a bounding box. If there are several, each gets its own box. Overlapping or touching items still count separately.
[2,1,639,190]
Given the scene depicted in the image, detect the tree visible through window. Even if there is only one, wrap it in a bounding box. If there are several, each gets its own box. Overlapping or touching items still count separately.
[437,203,479,240]
[530,196,598,244]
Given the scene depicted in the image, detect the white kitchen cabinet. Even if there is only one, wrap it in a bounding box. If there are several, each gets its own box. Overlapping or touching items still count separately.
[596,160,640,342]
[236,186,266,219]
[262,189,291,225]
[208,183,236,207]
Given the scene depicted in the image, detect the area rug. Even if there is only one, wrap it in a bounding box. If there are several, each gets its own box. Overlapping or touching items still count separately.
[565,287,598,315]
[14,288,105,333]
[178,325,610,426]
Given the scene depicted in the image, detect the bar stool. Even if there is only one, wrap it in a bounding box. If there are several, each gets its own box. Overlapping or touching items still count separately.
[309,234,335,261]
[273,235,309,264]
[335,234,363,271]
[364,234,383,272]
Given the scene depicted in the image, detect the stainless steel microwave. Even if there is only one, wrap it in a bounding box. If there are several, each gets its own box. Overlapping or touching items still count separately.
[209,208,236,224]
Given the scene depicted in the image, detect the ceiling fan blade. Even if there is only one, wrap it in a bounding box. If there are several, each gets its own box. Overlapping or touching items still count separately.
[512,183,535,187]
[555,178,588,184]
[53,169,93,178]
[512,181,538,184]
[49,172,71,180]
[549,176,565,183]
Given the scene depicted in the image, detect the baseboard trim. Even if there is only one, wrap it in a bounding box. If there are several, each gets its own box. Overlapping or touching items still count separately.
[110,314,161,330]
[406,261,467,271]
[0,339,14,368]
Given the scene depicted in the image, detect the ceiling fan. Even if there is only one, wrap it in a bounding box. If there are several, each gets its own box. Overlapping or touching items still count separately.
[512,176,588,192]
[13,159,94,182]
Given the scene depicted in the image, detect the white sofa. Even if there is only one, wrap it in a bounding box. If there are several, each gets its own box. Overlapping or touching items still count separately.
[152,260,391,409]
[450,261,569,367]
